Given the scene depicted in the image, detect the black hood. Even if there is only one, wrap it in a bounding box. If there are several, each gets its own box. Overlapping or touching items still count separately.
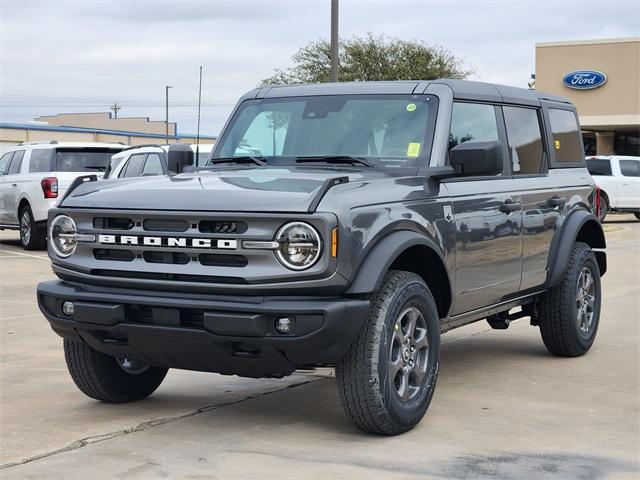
[61,167,390,213]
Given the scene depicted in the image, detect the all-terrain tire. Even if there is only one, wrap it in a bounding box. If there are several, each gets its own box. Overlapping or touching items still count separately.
[336,270,440,435]
[64,339,168,403]
[19,205,46,250]
[537,242,601,357]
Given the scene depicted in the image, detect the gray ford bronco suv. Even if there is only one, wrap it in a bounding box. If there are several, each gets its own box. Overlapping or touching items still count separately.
[37,80,606,435]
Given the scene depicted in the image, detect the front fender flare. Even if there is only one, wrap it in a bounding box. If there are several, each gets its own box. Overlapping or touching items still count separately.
[346,230,448,295]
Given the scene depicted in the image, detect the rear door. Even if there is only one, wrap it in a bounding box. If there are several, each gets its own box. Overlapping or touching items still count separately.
[444,102,523,314]
[502,105,557,291]
[0,152,15,224]
[617,158,640,208]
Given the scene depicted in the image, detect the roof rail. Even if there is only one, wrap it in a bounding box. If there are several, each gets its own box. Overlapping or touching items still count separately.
[18,140,58,146]
[121,143,165,152]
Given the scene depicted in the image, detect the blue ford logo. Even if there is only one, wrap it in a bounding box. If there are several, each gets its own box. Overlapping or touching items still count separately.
[563,70,607,90]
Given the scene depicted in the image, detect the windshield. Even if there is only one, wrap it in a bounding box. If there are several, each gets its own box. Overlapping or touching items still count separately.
[212,94,437,169]
[55,149,119,172]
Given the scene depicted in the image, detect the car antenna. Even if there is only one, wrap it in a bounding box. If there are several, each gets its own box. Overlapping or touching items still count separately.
[195,65,203,164]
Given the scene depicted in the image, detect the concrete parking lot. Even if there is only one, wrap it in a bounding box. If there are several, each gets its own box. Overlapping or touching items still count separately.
[0,216,638,479]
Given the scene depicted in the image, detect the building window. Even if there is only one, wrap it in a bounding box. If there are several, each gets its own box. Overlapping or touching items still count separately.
[615,131,640,156]
[582,133,596,156]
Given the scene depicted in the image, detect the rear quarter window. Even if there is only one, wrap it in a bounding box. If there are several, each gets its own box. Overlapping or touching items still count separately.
[28,149,54,173]
[548,108,584,165]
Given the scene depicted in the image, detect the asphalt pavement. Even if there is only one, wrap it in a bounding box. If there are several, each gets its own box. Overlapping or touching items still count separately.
[0,215,638,479]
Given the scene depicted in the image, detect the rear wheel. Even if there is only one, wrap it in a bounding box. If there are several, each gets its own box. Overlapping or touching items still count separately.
[536,242,601,357]
[64,339,168,403]
[19,205,46,250]
[597,194,608,222]
[336,271,440,435]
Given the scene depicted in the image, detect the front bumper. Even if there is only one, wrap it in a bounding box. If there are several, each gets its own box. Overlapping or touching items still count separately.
[37,280,370,378]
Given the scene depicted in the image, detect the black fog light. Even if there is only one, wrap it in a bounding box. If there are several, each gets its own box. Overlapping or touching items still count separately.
[61,301,75,316]
[275,317,292,334]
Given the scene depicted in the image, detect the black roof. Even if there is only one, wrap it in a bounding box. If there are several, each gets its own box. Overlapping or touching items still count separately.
[242,79,571,106]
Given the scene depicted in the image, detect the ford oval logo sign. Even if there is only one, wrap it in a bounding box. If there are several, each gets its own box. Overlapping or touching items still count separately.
[563,70,607,90]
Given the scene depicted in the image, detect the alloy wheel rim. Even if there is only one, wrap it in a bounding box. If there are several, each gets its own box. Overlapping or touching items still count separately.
[389,306,429,402]
[576,266,596,334]
[116,356,150,375]
[20,211,31,245]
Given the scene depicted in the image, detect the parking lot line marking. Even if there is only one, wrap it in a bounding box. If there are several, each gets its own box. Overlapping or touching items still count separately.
[0,249,49,260]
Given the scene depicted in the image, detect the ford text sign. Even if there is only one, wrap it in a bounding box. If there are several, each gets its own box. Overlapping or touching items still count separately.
[563,70,607,90]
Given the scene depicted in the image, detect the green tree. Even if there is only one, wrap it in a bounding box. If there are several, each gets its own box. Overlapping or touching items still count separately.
[262,33,472,85]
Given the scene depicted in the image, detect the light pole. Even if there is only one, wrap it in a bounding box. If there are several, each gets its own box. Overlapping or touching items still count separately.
[165,85,173,144]
[330,0,339,82]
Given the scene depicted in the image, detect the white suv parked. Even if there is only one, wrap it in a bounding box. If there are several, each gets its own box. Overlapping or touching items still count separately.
[0,141,124,249]
[104,143,213,179]
[586,155,640,222]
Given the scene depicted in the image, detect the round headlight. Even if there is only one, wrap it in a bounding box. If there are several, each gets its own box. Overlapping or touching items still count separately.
[50,215,77,258]
[275,222,322,270]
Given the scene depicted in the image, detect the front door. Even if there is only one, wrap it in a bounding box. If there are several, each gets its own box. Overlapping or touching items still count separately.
[444,102,523,315]
[618,158,640,209]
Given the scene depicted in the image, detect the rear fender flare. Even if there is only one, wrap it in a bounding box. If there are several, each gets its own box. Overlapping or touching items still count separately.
[546,209,606,287]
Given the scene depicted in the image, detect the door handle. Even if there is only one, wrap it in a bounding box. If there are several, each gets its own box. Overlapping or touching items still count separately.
[548,196,565,208]
[11,183,18,187]
[499,199,521,213]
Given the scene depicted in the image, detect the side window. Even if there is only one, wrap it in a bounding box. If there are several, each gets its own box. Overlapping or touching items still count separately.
[8,150,25,175]
[586,159,612,176]
[28,149,53,172]
[503,107,545,175]
[549,108,583,163]
[619,160,640,177]
[0,152,13,176]
[141,153,164,176]
[120,154,146,178]
[449,102,499,150]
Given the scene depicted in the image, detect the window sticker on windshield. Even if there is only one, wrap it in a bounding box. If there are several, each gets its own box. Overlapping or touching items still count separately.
[407,143,421,157]
[555,140,561,150]
[406,103,417,112]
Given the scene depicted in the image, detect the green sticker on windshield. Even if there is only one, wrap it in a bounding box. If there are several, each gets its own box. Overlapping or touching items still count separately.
[406,103,417,112]
[407,143,421,157]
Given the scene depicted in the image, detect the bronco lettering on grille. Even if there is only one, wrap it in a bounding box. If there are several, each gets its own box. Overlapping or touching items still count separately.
[98,234,237,250]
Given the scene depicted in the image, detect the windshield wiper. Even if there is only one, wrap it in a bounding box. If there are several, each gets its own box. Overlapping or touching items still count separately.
[295,155,373,168]
[209,156,266,166]
[84,166,106,171]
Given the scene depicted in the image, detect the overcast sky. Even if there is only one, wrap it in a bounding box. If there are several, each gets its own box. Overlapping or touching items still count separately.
[1,0,639,136]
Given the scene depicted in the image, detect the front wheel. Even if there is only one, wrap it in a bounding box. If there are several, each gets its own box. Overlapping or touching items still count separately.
[64,339,168,403]
[336,271,440,435]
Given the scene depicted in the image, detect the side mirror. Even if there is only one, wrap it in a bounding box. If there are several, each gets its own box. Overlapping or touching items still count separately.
[167,143,194,176]
[449,140,504,177]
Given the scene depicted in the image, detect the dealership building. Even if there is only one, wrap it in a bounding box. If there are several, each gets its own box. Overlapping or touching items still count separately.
[0,112,216,154]
[536,37,639,156]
